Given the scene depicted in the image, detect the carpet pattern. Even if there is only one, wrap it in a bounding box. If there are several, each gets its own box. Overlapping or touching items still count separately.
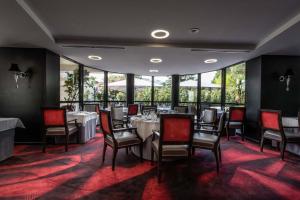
[0,134,300,200]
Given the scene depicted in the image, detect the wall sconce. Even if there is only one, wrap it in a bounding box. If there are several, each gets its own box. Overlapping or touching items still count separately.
[279,69,294,92]
[9,63,32,88]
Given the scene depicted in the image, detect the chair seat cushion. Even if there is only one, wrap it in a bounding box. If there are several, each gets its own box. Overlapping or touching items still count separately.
[46,124,78,135]
[263,130,282,141]
[193,132,218,149]
[106,131,141,147]
[152,139,189,157]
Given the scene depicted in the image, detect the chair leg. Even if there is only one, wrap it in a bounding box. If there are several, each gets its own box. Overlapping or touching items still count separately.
[112,148,118,171]
[139,144,143,162]
[226,125,229,140]
[102,143,107,164]
[241,125,245,141]
[42,134,46,153]
[213,149,220,174]
[65,135,69,152]
[157,158,162,183]
[281,141,287,160]
[260,137,264,152]
[218,145,222,163]
[151,148,154,166]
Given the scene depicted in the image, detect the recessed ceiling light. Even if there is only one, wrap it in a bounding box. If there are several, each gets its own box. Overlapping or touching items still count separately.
[204,59,218,64]
[151,29,170,39]
[150,58,162,63]
[149,69,159,73]
[88,55,102,60]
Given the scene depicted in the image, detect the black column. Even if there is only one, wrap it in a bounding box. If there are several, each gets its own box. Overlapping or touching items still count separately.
[126,73,134,105]
[171,74,179,109]
[197,73,201,124]
[151,76,154,106]
[104,71,108,108]
[221,68,226,110]
[78,65,84,111]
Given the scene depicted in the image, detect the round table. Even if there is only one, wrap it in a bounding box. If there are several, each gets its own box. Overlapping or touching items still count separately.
[130,116,160,160]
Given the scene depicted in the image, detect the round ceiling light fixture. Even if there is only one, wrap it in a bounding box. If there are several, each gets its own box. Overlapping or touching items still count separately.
[88,55,102,60]
[204,59,218,64]
[151,29,170,39]
[150,58,162,63]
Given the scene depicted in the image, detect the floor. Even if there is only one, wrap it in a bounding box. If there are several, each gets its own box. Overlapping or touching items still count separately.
[0,134,300,200]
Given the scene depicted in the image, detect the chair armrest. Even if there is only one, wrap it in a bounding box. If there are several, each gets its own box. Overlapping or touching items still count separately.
[151,130,160,141]
[113,127,137,132]
[67,119,77,123]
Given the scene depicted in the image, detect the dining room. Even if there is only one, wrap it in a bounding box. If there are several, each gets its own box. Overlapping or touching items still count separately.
[1,0,300,199]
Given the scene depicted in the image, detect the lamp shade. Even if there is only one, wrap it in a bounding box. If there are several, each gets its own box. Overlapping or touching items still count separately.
[9,63,21,72]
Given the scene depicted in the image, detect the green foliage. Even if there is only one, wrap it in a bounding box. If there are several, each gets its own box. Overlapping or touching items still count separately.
[63,70,79,102]
[84,74,104,101]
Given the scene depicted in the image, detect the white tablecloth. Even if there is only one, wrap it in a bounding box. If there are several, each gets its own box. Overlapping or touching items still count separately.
[130,116,160,141]
[67,112,98,125]
[0,118,25,132]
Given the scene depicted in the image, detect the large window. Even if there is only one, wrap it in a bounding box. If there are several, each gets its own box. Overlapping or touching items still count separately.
[60,57,79,110]
[83,67,104,101]
[225,63,246,105]
[201,70,221,110]
[134,75,152,105]
[154,76,171,108]
[108,72,126,107]
[179,74,198,103]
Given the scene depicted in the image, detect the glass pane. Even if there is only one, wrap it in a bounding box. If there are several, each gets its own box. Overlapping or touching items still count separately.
[225,63,246,104]
[83,67,104,101]
[134,75,152,103]
[201,71,221,104]
[108,73,127,102]
[179,74,198,103]
[154,76,171,102]
[60,58,79,101]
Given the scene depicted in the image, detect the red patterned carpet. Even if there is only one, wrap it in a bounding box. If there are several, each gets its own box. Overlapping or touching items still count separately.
[0,133,300,200]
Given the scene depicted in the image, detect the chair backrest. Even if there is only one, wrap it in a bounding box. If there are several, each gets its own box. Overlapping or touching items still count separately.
[42,108,66,128]
[83,104,100,114]
[141,105,157,114]
[216,112,226,137]
[128,104,139,116]
[260,109,283,132]
[188,105,197,115]
[174,106,188,113]
[229,107,246,122]
[99,110,113,137]
[159,114,194,146]
[202,108,217,123]
[111,106,124,121]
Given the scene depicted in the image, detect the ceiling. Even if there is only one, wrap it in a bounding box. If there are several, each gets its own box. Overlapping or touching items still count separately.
[1,0,300,75]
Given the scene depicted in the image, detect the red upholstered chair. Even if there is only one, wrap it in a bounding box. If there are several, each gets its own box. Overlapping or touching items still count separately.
[100,110,143,170]
[193,112,225,173]
[151,114,194,182]
[226,107,246,141]
[260,110,300,160]
[42,108,79,152]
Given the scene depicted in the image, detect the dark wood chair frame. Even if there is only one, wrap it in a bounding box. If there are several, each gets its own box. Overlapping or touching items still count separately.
[226,107,246,141]
[41,107,80,153]
[141,105,158,114]
[100,110,143,170]
[193,112,225,173]
[124,104,139,127]
[260,109,300,160]
[150,114,194,182]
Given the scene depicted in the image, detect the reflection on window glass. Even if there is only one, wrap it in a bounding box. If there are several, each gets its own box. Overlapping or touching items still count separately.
[225,63,245,104]
[154,76,171,102]
[60,57,79,102]
[108,73,126,102]
[83,67,104,101]
[134,75,152,103]
[201,71,221,103]
[179,74,197,103]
